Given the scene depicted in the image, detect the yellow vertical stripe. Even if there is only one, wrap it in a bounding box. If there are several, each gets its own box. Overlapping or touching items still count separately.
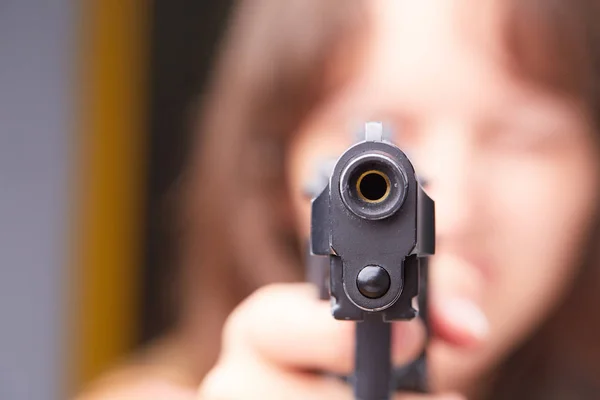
[74,0,148,389]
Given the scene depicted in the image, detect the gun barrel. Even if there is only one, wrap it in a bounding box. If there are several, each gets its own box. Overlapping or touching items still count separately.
[339,152,408,221]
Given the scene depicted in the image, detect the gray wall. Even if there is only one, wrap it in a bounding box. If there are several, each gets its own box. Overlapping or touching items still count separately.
[0,1,74,399]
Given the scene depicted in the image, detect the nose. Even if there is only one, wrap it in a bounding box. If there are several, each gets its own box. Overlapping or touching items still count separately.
[415,121,477,241]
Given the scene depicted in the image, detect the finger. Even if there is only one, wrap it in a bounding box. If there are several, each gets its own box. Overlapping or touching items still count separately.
[222,283,424,375]
[199,361,353,400]
[393,393,466,400]
[391,318,426,366]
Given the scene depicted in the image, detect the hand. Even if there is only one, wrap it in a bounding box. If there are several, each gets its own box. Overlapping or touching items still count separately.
[197,283,486,400]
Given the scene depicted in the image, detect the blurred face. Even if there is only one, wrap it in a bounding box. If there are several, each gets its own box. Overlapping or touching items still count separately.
[288,0,599,393]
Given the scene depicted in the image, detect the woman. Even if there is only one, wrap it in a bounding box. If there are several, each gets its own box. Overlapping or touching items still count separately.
[82,0,600,399]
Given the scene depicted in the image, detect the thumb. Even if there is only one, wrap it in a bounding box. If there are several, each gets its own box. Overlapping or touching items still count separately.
[394,393,466,400]
[430,253,489,347]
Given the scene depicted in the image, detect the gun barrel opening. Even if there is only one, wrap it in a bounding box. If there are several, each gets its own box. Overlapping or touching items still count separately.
[340,153,407,220]
[356,170,390,203]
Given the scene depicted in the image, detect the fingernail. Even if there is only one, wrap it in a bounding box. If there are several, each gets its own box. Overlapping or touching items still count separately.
[443,298,489,340]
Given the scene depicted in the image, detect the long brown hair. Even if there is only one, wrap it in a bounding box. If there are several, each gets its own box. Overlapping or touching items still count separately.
[175,0,600,397]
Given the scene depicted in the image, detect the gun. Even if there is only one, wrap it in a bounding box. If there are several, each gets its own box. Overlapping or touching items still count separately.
[307,122,435,400]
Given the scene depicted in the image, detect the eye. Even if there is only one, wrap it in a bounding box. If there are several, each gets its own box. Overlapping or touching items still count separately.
[479,113,568,154]
[389,113,420,148]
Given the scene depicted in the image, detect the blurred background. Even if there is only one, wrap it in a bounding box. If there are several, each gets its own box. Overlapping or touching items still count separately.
[0,1,232,399]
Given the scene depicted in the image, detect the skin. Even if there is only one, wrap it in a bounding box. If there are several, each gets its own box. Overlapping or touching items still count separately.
[287,0,599,396]
[81,1,599,399]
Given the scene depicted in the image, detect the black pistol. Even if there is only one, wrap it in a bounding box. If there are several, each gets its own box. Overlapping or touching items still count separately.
[309,122,435,400]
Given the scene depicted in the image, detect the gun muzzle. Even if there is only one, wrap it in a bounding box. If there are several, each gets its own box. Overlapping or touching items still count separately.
[340,152,408,220]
